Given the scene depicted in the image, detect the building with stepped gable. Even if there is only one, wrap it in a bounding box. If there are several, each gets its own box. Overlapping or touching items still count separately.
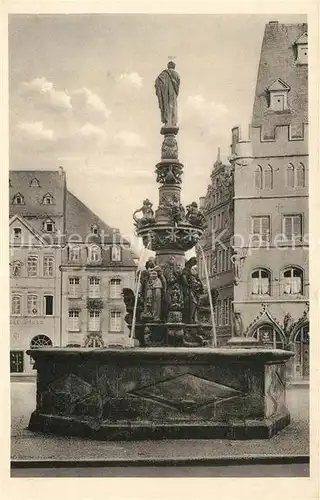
[9,168,137,376]
[198,21,309,381]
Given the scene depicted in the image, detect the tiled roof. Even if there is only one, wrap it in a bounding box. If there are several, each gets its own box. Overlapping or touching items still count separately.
[252,22,308,137]
[65,190,137,268]
[9,169,66,217]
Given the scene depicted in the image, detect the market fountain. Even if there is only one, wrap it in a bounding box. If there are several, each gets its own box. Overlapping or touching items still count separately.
[27,62,293,440]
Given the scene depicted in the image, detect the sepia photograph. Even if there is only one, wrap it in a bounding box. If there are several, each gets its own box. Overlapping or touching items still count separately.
[6,10,312,481]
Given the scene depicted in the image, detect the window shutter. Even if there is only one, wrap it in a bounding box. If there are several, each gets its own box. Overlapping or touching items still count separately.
[293,216,302,237]
[284,217,292,238]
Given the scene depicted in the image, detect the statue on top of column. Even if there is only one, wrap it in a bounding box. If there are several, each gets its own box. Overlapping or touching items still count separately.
[155,61,180,127]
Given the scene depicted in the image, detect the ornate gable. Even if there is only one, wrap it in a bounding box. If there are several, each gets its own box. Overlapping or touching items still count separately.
[245,303,285,337]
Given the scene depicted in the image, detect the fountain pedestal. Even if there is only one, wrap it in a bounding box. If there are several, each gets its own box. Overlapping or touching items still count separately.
[27,347,293,440]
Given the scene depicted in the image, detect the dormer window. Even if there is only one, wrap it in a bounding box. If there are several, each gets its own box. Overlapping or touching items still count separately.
[43,218,55,233]
[294,32,308,65]
[91,223,99,235]
[88,245,101,263]
[30,178,40,187]
[267,79,290,112]
[111,245,121,262]
[12,192,25,205]
[42,193,54,205]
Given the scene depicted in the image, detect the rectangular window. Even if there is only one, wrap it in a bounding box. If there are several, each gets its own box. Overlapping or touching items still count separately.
[216,300,221,326]
[110,311,122,332]
[11,295,22,315]
[220,301,224,326]
[271,93,285,111]
[43,255,54,277]
[88,310,100,331]
[68,310,80,332]
[69,277,80,296]
[283,215,302,240]
[13,227,22,242]
[110,278,122,299]
[44,295,53,316]
[251,216,270,243]
[10,351,24,373]
[27,294,39,315]
[27,256,38,277]
[88,277,100,298]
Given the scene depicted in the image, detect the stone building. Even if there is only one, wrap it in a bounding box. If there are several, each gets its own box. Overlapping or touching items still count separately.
[9,170,65,376]
[198,21,309,381]
[61,191,137,348]
[9,169,137,376]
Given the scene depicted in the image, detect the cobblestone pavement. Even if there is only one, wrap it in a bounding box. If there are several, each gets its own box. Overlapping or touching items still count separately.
[11,382,309,462]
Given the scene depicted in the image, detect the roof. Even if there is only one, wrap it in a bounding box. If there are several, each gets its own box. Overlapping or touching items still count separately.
[65,190,136,268]
[252,22,308,137]
[9,169,66,217]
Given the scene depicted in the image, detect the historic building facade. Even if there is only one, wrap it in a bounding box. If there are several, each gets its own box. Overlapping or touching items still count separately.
[60,191,137,348]
[198,21,309,380]
[9,169,137,376]
[9,170,65,376]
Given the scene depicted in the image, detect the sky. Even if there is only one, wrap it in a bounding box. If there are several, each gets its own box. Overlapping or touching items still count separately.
[9,13,307,251]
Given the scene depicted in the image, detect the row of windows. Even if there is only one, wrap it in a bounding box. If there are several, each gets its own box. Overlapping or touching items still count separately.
[69,277,122,298]
[250,214,303,242]
[68,244,121,263]
[68,309,122,332]
[11,294,54,316]
[249,267,304,296]
[199,248,233,278]
[11,255,55,277]
[207,210,228,233]
[11,192,55,205]
[255,163,306,190]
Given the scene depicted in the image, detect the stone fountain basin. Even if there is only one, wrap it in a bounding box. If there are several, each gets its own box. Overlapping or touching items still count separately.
[27,347,293,441]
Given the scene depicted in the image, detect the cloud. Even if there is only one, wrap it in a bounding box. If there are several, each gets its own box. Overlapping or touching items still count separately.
[78,122,107,140]
[114,131,145,148]
[119,72,143,89]
[22,77,72,110]
[18,121,54,140]
[72,88,111,121]
[182,94,229,135]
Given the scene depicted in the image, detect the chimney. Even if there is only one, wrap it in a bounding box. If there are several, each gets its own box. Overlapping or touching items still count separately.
[58,166,64,176]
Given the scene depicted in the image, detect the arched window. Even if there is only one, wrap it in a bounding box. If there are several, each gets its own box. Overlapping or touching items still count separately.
[251,268,271,295]
[11,294,22,315]
[88,245,101,262]
[12,192,25,205]
[111,245,121,262]
[42,193,54,205]
[253,324,285,349]
[296,163,305,187]
[30,334,53,348]
[286,164,295,187]
[110,278,122,299]
[281,267,303,295]
[255,166,263,189]
[293,325,309,379]
[69,246,80,262]
[264,165,273,189]
[30,178,40,187]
